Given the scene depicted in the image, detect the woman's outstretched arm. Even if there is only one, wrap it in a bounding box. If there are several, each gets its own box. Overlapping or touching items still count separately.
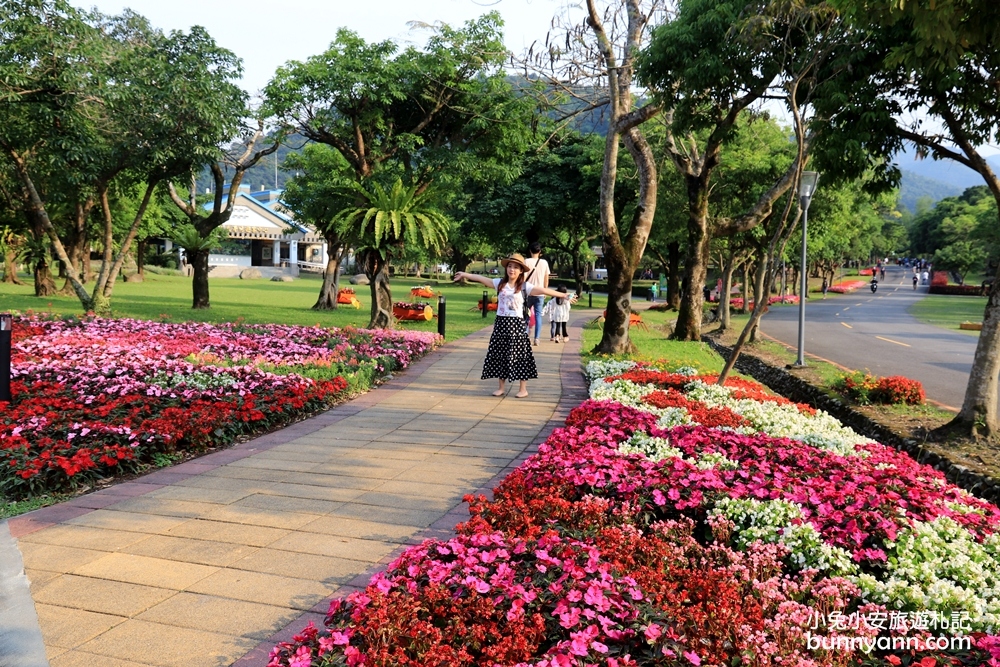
[453,271,495,288]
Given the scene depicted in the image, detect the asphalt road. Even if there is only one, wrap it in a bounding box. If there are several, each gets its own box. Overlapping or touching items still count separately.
[759,264,983,411]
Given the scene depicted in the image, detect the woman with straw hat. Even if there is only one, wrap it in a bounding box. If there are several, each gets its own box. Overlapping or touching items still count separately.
[454,254,577,398]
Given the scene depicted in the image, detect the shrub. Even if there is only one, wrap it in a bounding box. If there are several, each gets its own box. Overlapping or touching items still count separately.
[872,375,925,405]
[833,371,924,405]
[928,284,984,296]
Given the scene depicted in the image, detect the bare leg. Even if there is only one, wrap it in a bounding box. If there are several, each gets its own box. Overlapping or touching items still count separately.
[515,380,528,398]
[493,380,505,397]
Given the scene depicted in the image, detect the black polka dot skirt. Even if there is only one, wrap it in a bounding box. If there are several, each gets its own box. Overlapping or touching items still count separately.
[482,315,538,381]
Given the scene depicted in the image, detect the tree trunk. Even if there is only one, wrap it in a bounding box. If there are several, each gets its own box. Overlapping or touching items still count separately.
[748,258,768,343]
[83,242,92,282]
[34,257,56,296]
[364,252,393,329]
[948,266,1000,437]
[719,254,736,331]
[3,249,24,285]
[673,179,711,341]
[190,249,211,309]
[596,242,637,354]
[740,263,750,315]
[137,239,146,278]
[313,242,345,310]
[667,241,681,309]
[571,246,584,295]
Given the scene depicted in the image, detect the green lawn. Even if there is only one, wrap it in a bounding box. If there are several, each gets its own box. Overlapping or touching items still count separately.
[909,293,988,337]
[580,307,726,372]
[0,271,611,342]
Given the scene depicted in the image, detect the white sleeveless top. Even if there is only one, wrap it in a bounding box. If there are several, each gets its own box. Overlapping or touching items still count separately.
[492,278,531,318]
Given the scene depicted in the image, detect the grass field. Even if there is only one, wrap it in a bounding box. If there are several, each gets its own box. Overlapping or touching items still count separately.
[0,271,610,342]
[909,293,989,336]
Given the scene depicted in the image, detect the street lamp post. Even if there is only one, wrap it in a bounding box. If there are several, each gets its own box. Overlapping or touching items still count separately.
[0,312,11,402]
[794,171,820,367]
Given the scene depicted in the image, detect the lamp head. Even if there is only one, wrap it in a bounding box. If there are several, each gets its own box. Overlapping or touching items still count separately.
[799,171,820,202]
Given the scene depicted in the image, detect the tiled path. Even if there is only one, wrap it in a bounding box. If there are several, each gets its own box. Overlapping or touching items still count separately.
[1,317,591,667]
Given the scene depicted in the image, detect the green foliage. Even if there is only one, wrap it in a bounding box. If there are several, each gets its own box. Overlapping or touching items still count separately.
[909,186,997,281]
[264,13,534,188]
[280,145,355,238]
[169,224,226,252]
[333,179,449,257]
[464,131,606,257]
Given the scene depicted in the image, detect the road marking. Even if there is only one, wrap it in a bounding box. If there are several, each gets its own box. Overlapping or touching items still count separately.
[843,307,850,311]
[875,335,910,348]
[841,322,853,329]
[855,303,863,306]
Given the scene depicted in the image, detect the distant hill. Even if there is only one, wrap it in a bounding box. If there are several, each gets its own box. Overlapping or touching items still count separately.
[894,147,1000,212]
[897,169,963,213]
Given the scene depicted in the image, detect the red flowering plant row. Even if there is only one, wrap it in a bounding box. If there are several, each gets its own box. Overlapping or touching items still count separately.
[268,360,1000,666]
[828,281,870,294]
[728,295,799,309]
[0,315,440,498]
[833,371,925,406]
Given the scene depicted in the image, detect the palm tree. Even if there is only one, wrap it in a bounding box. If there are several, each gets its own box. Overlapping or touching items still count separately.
[333,178,449,328]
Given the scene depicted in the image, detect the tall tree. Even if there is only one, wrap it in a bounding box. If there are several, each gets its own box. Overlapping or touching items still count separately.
[523,0,665,353]
[816,0,1000,437]
[0,1,255,313]
[332,178,449,326]
[265,14,532,326]
[638,0,839,341]
[280,145,356,310]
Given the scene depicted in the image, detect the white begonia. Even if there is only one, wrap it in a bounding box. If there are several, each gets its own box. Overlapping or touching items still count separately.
[619,432,683,461]
[709,497,857,575]
[584,359,638,381]
[684,380,872,457]
[695,452,739,470]
[655,408,693,430]
[588,378,656,405]
[672,366,699,376]
[855,517,1000,631]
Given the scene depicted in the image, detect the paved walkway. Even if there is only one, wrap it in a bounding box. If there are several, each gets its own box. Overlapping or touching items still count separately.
[1,317,591,667]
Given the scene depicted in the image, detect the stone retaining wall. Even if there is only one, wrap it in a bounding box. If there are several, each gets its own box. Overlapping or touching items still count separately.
[703,338,1000,505]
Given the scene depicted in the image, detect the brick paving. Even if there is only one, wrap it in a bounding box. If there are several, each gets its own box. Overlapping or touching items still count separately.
[2,315,591,667]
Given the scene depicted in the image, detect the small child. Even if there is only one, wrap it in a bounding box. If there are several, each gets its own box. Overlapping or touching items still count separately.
[543,285,572,342]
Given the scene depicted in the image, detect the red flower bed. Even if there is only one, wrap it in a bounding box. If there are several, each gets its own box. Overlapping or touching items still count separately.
[641,389,749,429]
[1,316,439,498]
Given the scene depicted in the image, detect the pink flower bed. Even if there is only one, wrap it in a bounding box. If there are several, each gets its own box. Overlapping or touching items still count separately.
[1,315,440,497]
[268,362,1000,666]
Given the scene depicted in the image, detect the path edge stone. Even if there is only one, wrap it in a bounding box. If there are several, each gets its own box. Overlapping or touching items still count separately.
[0,521,48,667]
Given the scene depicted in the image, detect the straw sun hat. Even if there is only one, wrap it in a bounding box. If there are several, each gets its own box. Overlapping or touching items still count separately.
[499,253,531,272]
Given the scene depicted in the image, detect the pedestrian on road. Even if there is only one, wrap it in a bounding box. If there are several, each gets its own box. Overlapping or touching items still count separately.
[523,242,551,347]
[880,266,885,281]
[922,270,929,285]
[544,285,571,343]
[454,254,576,398]
[821,277,829,299]
[913,275,918,290]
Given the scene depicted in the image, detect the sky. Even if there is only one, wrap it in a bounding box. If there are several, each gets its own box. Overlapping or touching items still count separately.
[72,0,569,93]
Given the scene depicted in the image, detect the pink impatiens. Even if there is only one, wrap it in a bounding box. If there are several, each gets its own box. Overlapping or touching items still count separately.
[268,358,1000,666]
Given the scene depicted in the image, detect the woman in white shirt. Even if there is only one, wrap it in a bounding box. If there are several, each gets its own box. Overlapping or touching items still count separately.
[454,253,575,398]
[523,241,551,346]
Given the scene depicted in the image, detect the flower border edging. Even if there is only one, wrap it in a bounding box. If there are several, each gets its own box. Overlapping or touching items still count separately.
[702,336,1000,505]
